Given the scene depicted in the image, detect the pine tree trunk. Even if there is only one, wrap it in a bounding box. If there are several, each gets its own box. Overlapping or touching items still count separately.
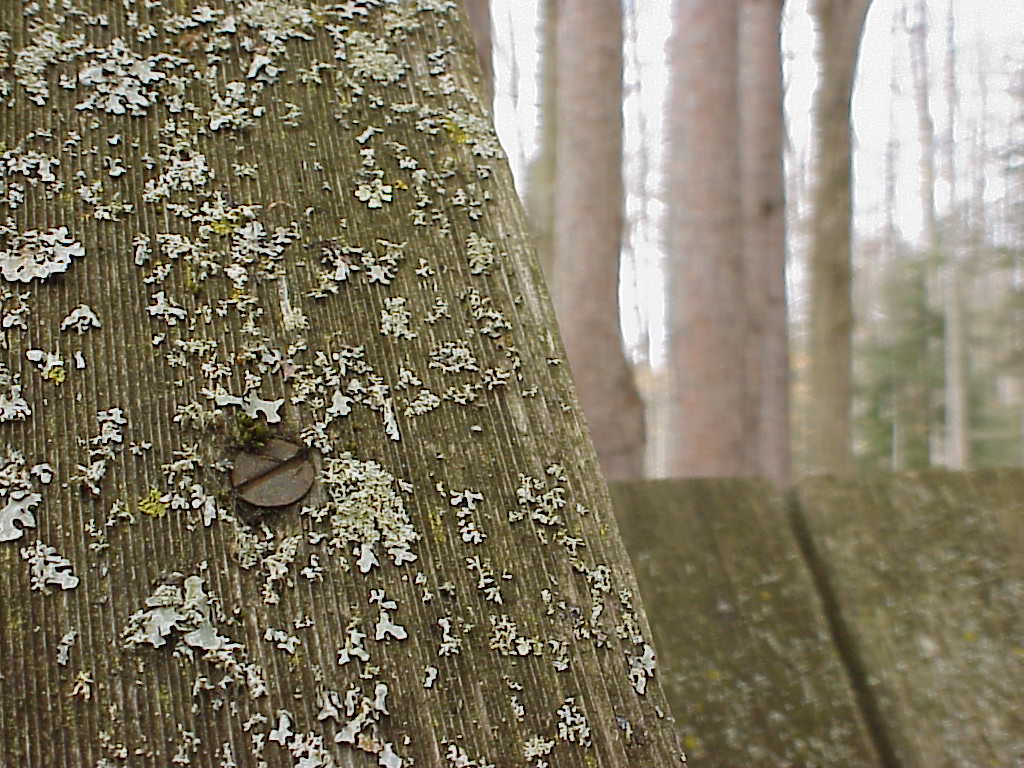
[666,0,749,477]
[552,0,646,481]
[806,0,873,476]
[0,2,684,765]
[739,0,791,488]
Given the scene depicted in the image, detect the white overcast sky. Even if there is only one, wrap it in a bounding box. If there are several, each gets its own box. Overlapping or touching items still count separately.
[491,0,1024,364]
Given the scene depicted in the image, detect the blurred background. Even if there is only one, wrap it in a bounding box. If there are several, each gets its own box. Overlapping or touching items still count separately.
[473,0,1024,483]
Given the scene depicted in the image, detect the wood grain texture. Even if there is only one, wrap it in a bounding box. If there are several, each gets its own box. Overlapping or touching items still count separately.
[0,2,683,766]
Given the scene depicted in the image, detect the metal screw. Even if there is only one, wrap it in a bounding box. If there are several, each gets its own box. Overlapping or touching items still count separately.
[230,438,315,508]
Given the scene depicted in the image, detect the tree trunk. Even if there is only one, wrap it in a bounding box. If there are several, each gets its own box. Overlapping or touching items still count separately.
[901,0,938,470]
[0,2,684,766]
[666,0,749,477]
[527,0,559,281]
[552,0,646,481]
[941,0,970,469]
[464,0,494,108]
[739,0,791,488]
[806,0,873,476]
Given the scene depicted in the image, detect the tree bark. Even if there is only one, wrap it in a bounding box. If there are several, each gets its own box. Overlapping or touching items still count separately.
[941,0,970,469]
[0,2,684,766]
[806,0,873,476]
[464,0,494,108]
[666,0,750,477]
[899,0,936,471]
[552,0,646,481]
[739,0,791,488]
[527,0,560,281]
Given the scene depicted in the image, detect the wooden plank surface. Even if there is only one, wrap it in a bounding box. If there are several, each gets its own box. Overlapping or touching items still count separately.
[612,478,879,767]
[796,469,1024,768]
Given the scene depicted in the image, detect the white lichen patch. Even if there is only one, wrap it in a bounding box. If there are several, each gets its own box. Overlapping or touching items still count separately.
[628,643,657,695]
[60,304,101,334]
[56,629,78,666]
[437,616,462,656]
[460,288,511,338]
[523,735,555,766]
[208,81,264,131]
[147,290,188,325]
[429,340,477,373]
[355,175,393,209]
[379,296,416,339]
[0,448,45,541]
[339,29,406,84]
[2,148,63,209]
[443,743,494,768]
[11,23,86,105]
[0,362,31,422]
[370,589,407,640]
[122,575,267,700]
[450,487,487,545]
[20,539,79,591]
[556,697,592,746]
[259,534,301,605]
[336,618,370,666]
[423,665,438,688]
[0,288,31,348]
[25,348,66,384]
[264,626,301,654]
[239,0,315,53]
[489,614,540,657]
[213,390,284,424]
[76,38,184,115]
[123,575,227,651]
[314,453,419,570]
[465,233,498,276]
[334,682,406,767]
[402,387,440,417]
[438,109,503,159]
[0,224,84,283]
[71,408,127,495]
[143,131,211,203]
[466,555,503,603]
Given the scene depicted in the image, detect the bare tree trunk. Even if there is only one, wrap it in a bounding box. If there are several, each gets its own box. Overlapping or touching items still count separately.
[553,0,646,480]
[942,0,970,469]
[666,0,749,477]
[464,0,494,108]
[900,0,936,470]
[528,0,560,280]
[884,5,902,471]
[0,2,685,765]
[740,0,791,488]
[806,0,873,476]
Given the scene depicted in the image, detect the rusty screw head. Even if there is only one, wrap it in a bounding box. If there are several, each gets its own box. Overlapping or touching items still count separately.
[231,438,315,508]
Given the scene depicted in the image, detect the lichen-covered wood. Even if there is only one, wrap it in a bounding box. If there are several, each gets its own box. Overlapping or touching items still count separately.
[0,2,684,766]
[796,469,1024,768]
[611,478,879,766]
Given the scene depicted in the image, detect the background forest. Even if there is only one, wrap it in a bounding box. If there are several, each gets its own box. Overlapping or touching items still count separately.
[478,0,1024,484]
